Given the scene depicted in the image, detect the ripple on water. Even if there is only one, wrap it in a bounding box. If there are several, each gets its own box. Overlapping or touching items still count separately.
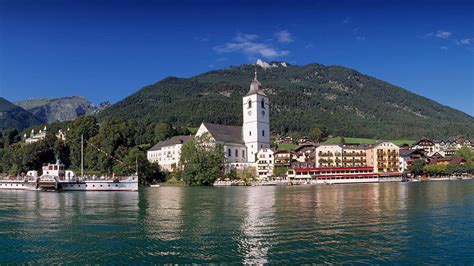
[0,182,473,263]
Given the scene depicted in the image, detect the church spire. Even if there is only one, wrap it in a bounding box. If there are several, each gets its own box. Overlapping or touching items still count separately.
[246,67,266,96]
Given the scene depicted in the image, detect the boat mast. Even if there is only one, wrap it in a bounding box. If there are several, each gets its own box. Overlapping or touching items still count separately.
[81,134,84,178]
[135,157,138,176]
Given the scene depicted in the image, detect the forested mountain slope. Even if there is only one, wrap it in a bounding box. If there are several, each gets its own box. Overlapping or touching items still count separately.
[99,62,474,139]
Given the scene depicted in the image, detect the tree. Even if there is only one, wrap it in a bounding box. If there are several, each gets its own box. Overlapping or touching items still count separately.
[67,116,99,170]
[225,167,238,180]
[456,146,474,164]
[410,159,425,175]
[423,164,447,176]
[273,167,288,177]
[179,133,225,186]
[113,147,164,185]
[154,122,174,143]
[309,127,323,143]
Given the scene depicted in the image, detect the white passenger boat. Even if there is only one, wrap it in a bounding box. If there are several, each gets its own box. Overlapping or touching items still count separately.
[0,135,138,192]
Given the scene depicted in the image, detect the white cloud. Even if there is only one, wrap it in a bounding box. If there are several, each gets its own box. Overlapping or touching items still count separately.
[356,36,365,41]
[459,38,472,45]
[274,30,293,43]
[214,33,289,59]
[440,46,448,50]
[435,30,452,39]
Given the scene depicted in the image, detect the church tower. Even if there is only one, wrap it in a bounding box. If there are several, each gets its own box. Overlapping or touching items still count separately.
[242,70,270,162]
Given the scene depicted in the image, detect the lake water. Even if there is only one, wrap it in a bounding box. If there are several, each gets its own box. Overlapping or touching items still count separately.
[1,181,473,264]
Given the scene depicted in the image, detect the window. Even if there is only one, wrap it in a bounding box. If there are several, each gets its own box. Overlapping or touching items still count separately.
[248,100,252,108]
[262,130,265,137]
[228,149,231,157]
[242,150,245,158]
[235,149,238,157]
[249,131,251,136]
[261,99,265,109]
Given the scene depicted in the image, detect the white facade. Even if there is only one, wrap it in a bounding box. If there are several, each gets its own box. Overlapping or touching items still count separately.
[256,148,274,179]
[147,135,194,172]
[147,144,184,171]
[242,73,270,162]
[148,69,271,175]
[315,144,343,167]
[195,124,248,164]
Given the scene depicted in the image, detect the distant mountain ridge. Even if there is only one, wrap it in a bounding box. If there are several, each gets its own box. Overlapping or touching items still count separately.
[15,96,109,124]
[99,60,474,139]
[0,97,42,131]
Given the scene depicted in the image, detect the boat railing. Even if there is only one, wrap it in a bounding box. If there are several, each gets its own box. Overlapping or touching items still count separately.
[75,175,137,182]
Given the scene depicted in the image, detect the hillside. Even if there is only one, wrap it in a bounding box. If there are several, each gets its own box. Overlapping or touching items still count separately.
[15,96,109,124]
[0,97,42,130]
[99,61,474,139]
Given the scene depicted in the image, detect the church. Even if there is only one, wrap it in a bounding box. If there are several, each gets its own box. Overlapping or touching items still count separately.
[147,71,270,171]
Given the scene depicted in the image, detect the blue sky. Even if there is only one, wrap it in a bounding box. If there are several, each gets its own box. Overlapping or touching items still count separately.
[0,0,473,115]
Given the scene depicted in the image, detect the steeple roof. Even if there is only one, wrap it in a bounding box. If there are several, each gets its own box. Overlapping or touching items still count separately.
[246,69,267,96]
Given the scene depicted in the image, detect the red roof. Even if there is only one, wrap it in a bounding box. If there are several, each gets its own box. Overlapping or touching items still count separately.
[316,174,378,178]
[295,167,373,172]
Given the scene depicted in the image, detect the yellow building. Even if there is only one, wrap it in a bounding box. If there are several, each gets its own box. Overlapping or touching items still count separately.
[371,141,400,173]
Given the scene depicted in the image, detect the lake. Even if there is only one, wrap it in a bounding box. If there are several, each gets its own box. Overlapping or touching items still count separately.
[0,181,473,263]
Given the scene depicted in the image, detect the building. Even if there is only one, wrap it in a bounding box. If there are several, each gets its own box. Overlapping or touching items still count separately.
[256,148,274,179]
[287,141,402,183]
[399,149,426,172]
[341,143,367,167]
[147,70,271,175]
[273,150,293,167]
[196,123,248,164]
[429,156,467,166]
[315,144,342,168]
[56,129,68,141]
[242,70,271,161]
[371,141,400,174]
[147,135,194,171]
[412,139,437,155]
[24,126,48,144]
[294,143,317,163]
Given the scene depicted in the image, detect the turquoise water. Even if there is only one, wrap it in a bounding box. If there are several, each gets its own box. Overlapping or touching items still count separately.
[0,181,473,264]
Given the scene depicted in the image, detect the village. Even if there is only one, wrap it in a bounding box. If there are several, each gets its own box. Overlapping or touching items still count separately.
[144,71,474,185]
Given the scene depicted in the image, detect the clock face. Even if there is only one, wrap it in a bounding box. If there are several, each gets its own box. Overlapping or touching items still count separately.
[262,110,265,116]
[248,111,252,116]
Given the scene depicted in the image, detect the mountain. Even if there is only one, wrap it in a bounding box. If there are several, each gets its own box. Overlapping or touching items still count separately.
[15,96,108,124]
[99,60,474,139]
[0,97,42,131]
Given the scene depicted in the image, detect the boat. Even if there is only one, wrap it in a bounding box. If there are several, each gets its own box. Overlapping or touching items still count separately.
[0,135,138,192]
[150,184,161,188]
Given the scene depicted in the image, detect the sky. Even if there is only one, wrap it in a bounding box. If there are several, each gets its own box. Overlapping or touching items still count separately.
[0,0,473,116]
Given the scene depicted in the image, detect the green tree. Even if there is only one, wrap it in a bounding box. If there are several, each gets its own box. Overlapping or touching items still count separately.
[179,133,225,186]
[423,164,447,176]
[225,167,238,180]
[66,116,99,170]
[113,147,164,185]
[154,122,175,143]
[309,127,323,143]
[410,159,425,175]
[273,166,288,177]
[456,146,474,164]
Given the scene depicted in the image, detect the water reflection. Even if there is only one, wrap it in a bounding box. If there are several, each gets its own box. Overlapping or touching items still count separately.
[240,187,276,264]
[0,182,473,264]
[144,187,184,241]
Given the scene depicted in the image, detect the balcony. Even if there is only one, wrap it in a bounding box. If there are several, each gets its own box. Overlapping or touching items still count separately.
[318,152,334,157]
[343,152,366,156]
